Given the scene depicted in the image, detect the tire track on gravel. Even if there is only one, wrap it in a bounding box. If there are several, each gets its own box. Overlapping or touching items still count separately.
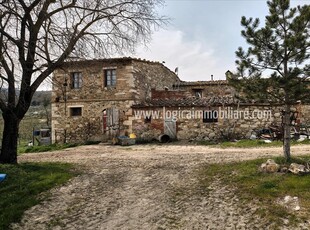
[12,144,310,229]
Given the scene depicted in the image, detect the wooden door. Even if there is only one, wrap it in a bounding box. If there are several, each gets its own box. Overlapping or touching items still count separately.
[103,107,119,137]
[164,119,177,139]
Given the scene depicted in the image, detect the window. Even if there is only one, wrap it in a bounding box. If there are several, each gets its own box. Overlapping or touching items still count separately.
[193,89,203,98]
[71,72,82,89]
[70,107,82,117]
[203,110,218,123]
[104,69,116,87]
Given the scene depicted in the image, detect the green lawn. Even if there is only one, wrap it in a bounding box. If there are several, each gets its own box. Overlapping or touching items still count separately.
[18,140,102,155]
[198,139,310,148]
[18,143,79,154]
[0,162,77,229]
[198,156,310,226]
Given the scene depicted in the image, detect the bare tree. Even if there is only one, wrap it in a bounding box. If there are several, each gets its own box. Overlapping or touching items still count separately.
[0,0,166,164]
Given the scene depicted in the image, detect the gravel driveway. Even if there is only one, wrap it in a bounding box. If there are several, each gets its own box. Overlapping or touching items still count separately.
[12,144,310,229]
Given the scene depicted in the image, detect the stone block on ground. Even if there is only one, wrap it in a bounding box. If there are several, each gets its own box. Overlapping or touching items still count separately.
[260,159,280,173]
[289,163,310,175]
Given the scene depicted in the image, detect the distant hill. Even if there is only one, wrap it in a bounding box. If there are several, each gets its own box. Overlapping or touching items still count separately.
[0,90,52,139]
[0,89,51,107]
[31,91,52,106]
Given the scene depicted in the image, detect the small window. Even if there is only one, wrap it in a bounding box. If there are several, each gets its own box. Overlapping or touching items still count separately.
[193,89,203,98]
[71,72,82,89]
[104,69,116,87]
[203,110,218,123]
[70,107,82,117]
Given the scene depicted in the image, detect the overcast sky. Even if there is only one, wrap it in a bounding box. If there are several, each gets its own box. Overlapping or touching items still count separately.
[134,0,309,82]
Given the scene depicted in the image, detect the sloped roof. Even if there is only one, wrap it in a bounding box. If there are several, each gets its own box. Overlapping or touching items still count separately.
[132,96,239,108]
[62,57,162,65]
[58,57,180,81]
[174,80,228,87]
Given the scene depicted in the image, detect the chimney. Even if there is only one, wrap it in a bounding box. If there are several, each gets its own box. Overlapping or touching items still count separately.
[225,70,232,80]
[211,75,214,81]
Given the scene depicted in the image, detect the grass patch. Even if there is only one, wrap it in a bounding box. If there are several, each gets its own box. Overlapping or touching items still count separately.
[198,156,310,225]
[0,162,77,229]
[18,140,102,154]
[18,143,79,154]
[220,139,283,148]
[197,139,310,148]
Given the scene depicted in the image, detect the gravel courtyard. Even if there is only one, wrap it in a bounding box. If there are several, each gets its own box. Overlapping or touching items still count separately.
[12,144,310,229]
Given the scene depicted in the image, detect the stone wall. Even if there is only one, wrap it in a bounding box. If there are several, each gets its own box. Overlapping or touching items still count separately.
[300,104,310,124]
[132,60,180,101]
[151,89,189,99]
[52,59,136,102]
[132,104,290,141]
[132,120,163,141]
[133,104,310,140]
[177,81,235,98]
[177,105,283,141]
[52,100,134,143]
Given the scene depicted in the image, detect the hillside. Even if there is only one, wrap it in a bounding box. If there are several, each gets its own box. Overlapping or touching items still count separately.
[0,90,52,142]
[31,90,52,107]
[0,89,51,107]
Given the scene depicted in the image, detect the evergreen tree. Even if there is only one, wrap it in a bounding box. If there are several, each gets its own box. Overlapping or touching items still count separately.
[229,0,310,161]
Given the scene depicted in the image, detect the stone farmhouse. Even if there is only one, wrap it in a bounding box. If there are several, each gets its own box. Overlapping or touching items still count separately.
[51,58,310,143]
[51,57,179,143]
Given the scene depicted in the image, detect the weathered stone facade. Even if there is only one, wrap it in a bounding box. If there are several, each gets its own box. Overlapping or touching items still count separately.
[132,103,309,142]
[133,104,272,141]
[132,79,310,142]
[175,105,283,141]
[300,104,310,124]
[175,80,235,98]
[52,58,310,143]
[51,58,179,143]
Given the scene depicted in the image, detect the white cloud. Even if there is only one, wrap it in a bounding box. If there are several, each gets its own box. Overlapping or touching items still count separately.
[134,29,230,81]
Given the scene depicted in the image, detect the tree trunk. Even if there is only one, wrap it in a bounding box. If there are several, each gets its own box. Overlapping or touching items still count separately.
[283,104,291,161]
[0,111,21,164]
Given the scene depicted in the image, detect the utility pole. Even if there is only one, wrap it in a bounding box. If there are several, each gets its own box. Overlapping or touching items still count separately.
[63,77,68,143]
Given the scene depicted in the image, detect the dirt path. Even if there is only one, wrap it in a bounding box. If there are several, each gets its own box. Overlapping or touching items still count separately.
[12,144,310,229]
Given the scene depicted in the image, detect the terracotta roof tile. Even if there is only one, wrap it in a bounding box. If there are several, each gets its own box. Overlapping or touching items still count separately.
[174,80,228,87]
[132,96,239,108]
